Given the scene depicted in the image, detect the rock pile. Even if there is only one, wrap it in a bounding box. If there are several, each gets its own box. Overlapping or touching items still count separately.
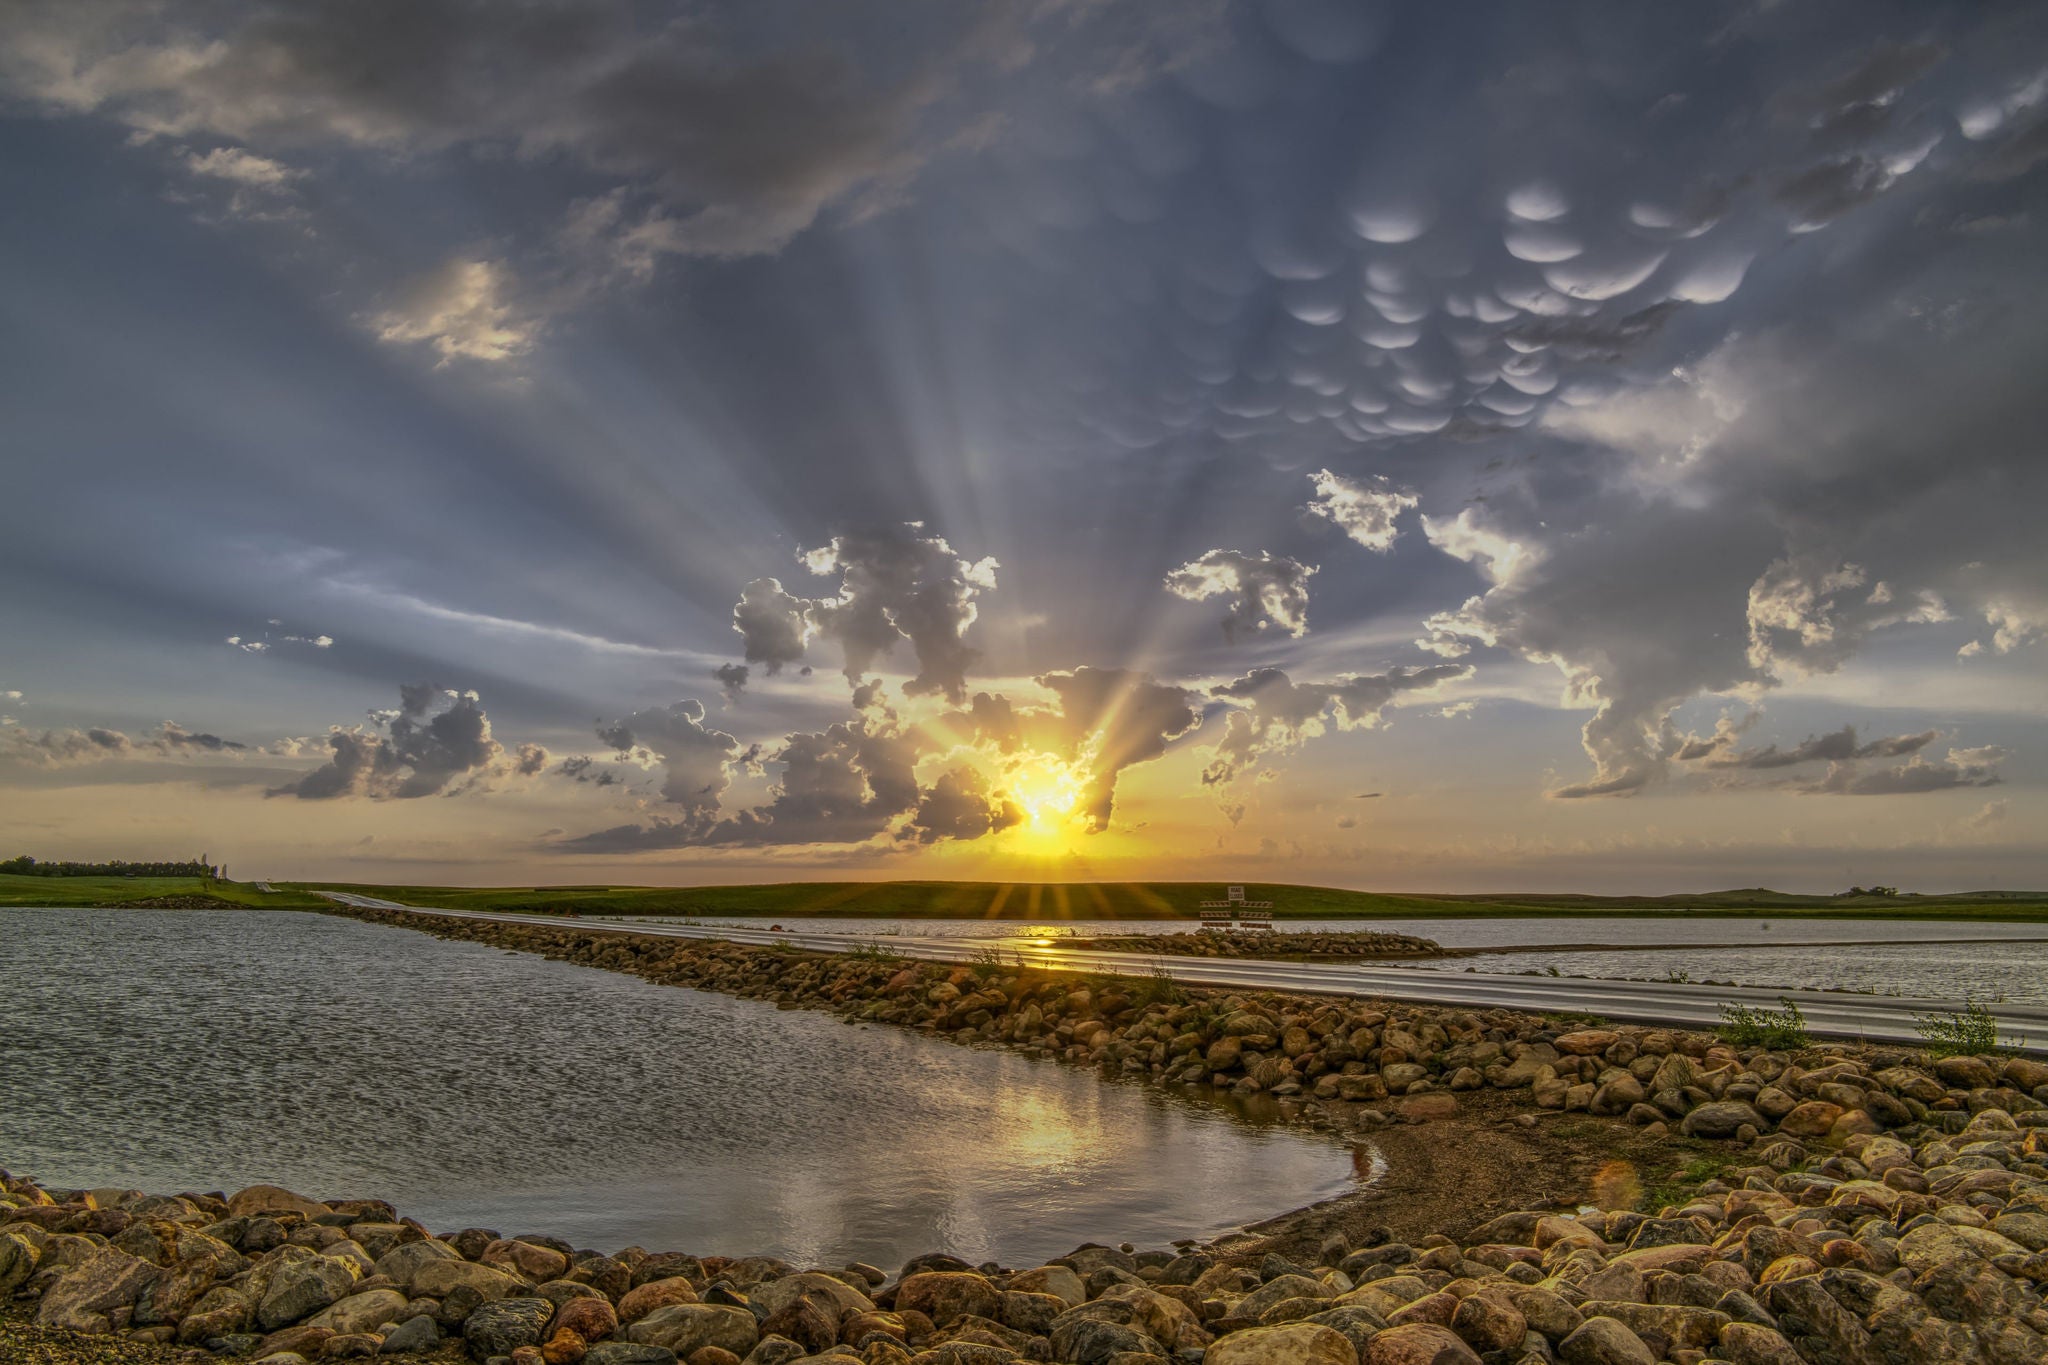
[339,908,2048,1148]
[1068,931,1446,960]
[9,1102,2048,1365]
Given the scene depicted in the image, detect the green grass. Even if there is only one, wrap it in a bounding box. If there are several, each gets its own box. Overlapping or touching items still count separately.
[1638,1150,1750,1213]
[0,873,327,909]
[271,878,2048,923]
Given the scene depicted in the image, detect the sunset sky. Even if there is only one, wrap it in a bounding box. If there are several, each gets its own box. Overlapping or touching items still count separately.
[3,1,2045,892]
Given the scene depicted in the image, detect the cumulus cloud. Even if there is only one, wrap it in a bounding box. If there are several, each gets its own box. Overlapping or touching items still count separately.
[595,700,740,820]
[267,685,510,799]
[712,663,749,699]
[1797,748,2007,796]
[371,258,539,365]
[729,524,997,702]
[1202,664,1471,790]
[0,720,249,768]
[182,145,301,187]
[226,624,333,654]
[907,765,1022,844]
[1164,549,1315,641]
[1676,722,1939,771]
[1303,469,1416,551]
[568,713,921,851]
[1035,668,1200,831]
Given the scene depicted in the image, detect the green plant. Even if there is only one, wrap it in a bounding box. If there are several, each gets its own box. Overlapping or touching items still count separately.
[1128,959,1186,1008]
[1913,998,2019,1057]
[1718,997,1810,1050]
[967,944,1011,979]
[1662,967,1694,984]
[847,939,901,963]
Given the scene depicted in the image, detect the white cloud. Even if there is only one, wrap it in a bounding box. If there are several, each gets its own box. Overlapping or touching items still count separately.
[1303,469,1416,552]
[1165,549,1315,641]
[371,258,538,365]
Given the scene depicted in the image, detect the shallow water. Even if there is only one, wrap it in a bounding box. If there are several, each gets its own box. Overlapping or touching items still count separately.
[1,908,1359,1267]
[1428,941,2048,1008]
[609,912,2048,949]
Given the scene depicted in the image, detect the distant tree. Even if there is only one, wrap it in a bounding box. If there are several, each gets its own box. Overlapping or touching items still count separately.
[2,854,219,878]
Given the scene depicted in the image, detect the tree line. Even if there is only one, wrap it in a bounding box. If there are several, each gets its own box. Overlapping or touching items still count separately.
[1,855,221,878]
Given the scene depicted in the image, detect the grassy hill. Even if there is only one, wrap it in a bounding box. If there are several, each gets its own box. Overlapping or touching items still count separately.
[11,873,2044,922]
[278,879,2048,923]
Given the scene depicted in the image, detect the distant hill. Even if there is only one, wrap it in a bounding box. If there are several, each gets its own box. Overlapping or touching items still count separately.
[279,879,2048,922]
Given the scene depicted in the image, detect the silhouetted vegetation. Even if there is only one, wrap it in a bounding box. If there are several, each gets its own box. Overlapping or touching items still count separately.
[1,854,219,878]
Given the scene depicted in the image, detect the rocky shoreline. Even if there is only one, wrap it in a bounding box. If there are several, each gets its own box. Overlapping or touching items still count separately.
[1063,930,1449,961]
[6,904,2046,1365]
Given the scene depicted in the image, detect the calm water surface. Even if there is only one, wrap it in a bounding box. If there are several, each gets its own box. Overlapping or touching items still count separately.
[608,913,2048,1005]
[2,909,1359,1267]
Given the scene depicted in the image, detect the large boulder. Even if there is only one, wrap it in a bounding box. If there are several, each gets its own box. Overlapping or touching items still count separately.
[465,1296,557,1355]
[36,1247,166,1334]
[1557,1316,1656,1365]
[1210,1322,1359,1365]
[1047,1313,1159,1365]
[227,1185,331,1220]
[628,1303,761,1358]
[484,1238,571,1283]
[1680,1102,1767,1140]
[619,1277,701,1325]
[411,1257,528,1303]
[257,1253,360,1330]
[1360,1323,1479,1365]
[1,1232,42,1297]
[1006,1264,1086,1308]
[307,1287,410,1335]
[371,1238,463,1291]
[893,1272,1001,1328]
[749,1271,875,1321]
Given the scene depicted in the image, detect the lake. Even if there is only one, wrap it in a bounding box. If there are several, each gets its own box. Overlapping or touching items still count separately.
[2,908,1360,1268]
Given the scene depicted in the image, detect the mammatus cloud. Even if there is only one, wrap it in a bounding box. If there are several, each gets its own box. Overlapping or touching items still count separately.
[1303,470,1416,552]
[1202,664,1471,793]
[729,523,997,702]
[1165,549,1315,642]
[268,685,528,799]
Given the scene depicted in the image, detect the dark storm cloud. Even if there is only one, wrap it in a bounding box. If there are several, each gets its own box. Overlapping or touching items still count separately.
[712,663,750,698]
[0,0,1227,264]
[267,685,511,799]
[596,700,739,816]
[907,766,1023,844]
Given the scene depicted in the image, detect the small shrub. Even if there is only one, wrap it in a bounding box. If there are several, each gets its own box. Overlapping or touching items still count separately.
[967,944,1010,979]
[848,939,900,963]
[1662,967,1694,984]
[1719,997,1810,1050]
[1130,959,1185,1008]
[1913,998,2018,1057]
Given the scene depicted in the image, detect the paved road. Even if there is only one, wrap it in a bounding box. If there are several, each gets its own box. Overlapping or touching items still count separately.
[320,893,2048,1050]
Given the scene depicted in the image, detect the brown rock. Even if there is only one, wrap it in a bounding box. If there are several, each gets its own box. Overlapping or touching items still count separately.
[619,1276,701,1324]
[1449,1292,1524,1353]
[1715,1321,1804,1365]
[541,1327,588,1365]
[486,1238,572,1283]
[35,1247,166,1334]
[1557,1316,1655,1365]
[1553,1031,1621,1056]
[228,1185,332,1221]
[1360,1322,1479,1364]
[1776,1101,1843,1138]
[1207,1321,1361,1365]
[893,1272,1001,1328]
[553,1294,619,1342]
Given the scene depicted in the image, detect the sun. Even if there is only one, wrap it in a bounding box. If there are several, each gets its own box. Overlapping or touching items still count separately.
[1002,756,1086,850]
